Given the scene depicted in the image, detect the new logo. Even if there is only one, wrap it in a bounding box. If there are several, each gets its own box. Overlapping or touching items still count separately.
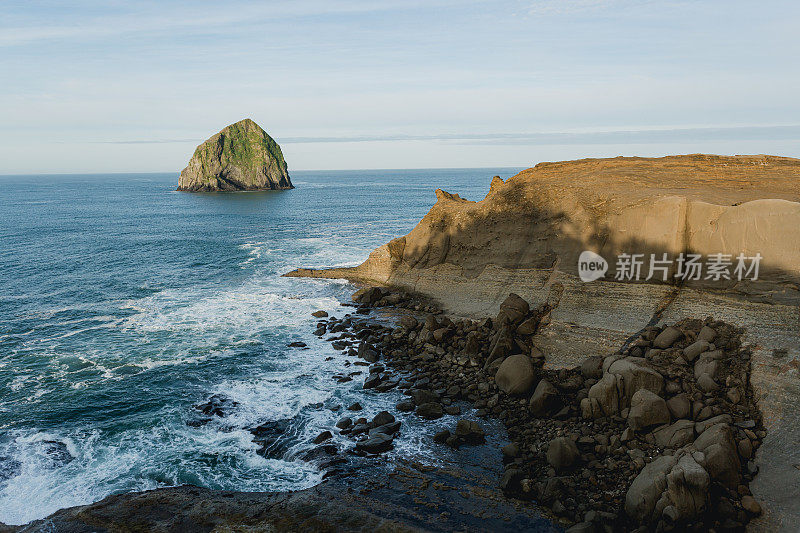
[578,250,608,282]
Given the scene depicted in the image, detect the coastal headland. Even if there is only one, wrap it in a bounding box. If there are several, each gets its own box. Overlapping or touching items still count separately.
[7,154,799,532]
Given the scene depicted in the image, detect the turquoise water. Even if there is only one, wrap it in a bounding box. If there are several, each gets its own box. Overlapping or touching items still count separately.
[0,168,521,525]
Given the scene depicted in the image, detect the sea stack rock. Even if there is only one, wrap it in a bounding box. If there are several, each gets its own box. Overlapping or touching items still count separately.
[177,118,293,192]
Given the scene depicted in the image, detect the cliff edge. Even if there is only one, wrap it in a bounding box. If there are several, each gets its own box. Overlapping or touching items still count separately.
[287,154,800,531]
[177,118,293,192]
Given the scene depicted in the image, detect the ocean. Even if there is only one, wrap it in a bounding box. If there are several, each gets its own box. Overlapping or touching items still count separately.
[0,168,522,525]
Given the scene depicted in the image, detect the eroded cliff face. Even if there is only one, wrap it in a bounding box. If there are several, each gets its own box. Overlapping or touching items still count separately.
[177,118,293,192]
[286,154,800,531]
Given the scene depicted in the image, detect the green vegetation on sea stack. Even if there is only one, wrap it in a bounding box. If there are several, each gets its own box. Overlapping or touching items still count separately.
[177,118,293,192]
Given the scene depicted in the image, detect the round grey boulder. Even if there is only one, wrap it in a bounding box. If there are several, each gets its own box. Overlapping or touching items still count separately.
[495,354,537,395]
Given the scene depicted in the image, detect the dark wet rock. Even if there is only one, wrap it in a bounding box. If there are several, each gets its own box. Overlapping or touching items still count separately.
[357,342,379,363]
[396,400,415,412]
[311,310,329,318]
[370,421,401,437]
[347,402,363,411]
[410,389,440,406]
[416,402,444,420]
[299,444,338,462]
[287,341,307,348]
[336,417,352,430]
[546,437,579,472]
[42,440,73,466]
[370,411,395,428]
[529,379,561,417]
[502,443,520,461]
[355,433,394,454]
[453,420,485,446]
[363,374,382,389]
[445,405,461,416]
[500,468,525,493]
[313,431,333,444]
[194,394,238,417]
[433,430,451,444]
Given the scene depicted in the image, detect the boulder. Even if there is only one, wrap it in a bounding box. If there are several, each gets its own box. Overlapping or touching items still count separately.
[500,468,524,493]
[516,316,540,335]
[653,419,695,448]
[396,400,415,412]
[502,443,520,460]
[313,431,332,444]
[741,495,762,516]
[496,293,530,326]
[352,286,384,304]
[355,433,393,453]
[583,358,665,418]
[369,421,401,437]
[695,414,732,434]
[410,389,440,406]
[693,423,741,489]
[357,342,379,363]
[628,389,670,431]
[370,411,395,428]
[546,437,579,471]
[463,332,481,355]
[416,402,444,420]
[610,358,665,398]
[682,340,710,362]
[697,326,717,342]
[529,379,562,416]
[653,326,683,349]
[696,373,719,392]
[495,354,537,395]
[399,316,418,330]
[454,420,485,444]
[433,429,451,444]
[665,452,710,521]
[625,454,676,523]
[487,326,515,363]
[580,356,604,380]
[311,310,328,318]
[666,393,691,419]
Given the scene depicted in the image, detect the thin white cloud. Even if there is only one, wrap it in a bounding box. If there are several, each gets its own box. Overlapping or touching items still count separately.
[0,0,467,47]
[71,125,800,145]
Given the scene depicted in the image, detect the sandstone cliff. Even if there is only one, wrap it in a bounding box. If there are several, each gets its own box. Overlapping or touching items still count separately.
[177,118,293,192]
[287,154,800,531]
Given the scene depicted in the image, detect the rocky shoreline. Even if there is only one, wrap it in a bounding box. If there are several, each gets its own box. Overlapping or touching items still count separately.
[306,285,766,532]
[4,286,767,532]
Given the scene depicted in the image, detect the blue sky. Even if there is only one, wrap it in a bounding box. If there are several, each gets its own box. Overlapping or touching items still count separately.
[1,0,798,173]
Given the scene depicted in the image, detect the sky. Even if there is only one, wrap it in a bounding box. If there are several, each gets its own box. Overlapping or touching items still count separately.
[1,0,799,173]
